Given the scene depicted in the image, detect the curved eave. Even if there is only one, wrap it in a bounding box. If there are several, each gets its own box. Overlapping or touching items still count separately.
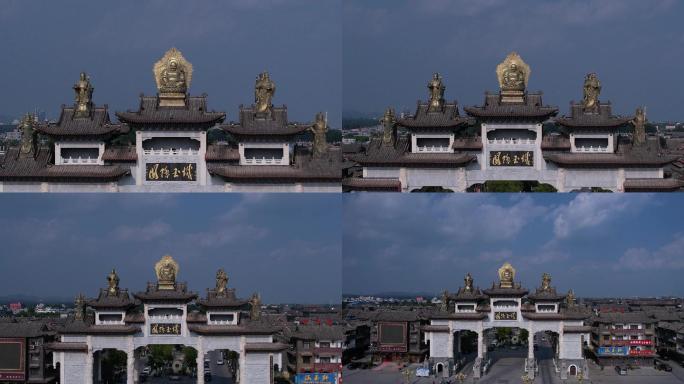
[61,325,141,335]
[187,325,278,336]
[397,120,469,130]
[352,154,476,168]
[207,165,341,182]
[115,112,225,126]
[342,177,401,192]
[464,107,558,120]
[0,167,130,182]
[543,154,678,168]
[556,118,630,129]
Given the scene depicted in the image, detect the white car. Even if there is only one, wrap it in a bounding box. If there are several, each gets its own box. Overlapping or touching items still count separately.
[142,366,151,375]
[216,358,224,365]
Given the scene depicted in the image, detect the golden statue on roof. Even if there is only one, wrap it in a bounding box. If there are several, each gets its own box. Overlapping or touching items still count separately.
[73,72,94,117]
[255,71,276,114]
[632,106,646,146]
[541,273,551,291]
[18,113,36,156]
[74,293,86,321]
[582,73,601,111]
[216,268,228,295]
[381,107,396,146]
[250,292,262,320]
[464,273,474,292]
[427,73,445,112]
[311,112,328,158]
[155,255,179,290]
[107,269,120,296]
[496,52,530,92]
[153,48,192,106]
[498,262,515,289]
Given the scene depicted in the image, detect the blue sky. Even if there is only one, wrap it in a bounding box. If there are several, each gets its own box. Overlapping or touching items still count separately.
[0,0,341,127]
[343,194,684,297]
[0,194,341,304]
[343,0,684,121]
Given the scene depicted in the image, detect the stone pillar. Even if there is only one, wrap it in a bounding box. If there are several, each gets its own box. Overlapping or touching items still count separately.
[126,349,135,384]
[456,332,461,354]
[528,330,534,359]
[196,340,205,384]
[85,350,94,384]
[477,331,484,359]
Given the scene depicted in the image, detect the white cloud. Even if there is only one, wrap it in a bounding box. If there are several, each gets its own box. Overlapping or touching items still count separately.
[478,249,512,262]
[615,235,684,270]
[114,220,171,241]
[551,194,650,239]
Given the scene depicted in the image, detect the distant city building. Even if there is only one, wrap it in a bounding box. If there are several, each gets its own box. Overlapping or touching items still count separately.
[283,324,345,382]
[343,52,683,192]
[590,312,657,366]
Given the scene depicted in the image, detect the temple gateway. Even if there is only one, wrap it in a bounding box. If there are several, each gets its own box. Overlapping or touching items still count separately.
[0,48,340,192]
[344,52,683,192]
[47,255,287,384]
[425,263,592,381]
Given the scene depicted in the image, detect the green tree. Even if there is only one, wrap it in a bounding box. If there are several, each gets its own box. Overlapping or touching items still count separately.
[149,345,173,370]
[531,183,557,192]
[519,329,529,344]
[183,346,197,370]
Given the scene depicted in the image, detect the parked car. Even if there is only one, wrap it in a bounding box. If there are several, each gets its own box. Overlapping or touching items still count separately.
[615,366,627,375]
[217,357,224,365]
[169,376,181,381]
[141,366,151,375]
[656,362,673,372]
[204,371,213,381]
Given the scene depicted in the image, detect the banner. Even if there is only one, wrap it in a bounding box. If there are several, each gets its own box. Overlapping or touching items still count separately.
[295,373,337,384]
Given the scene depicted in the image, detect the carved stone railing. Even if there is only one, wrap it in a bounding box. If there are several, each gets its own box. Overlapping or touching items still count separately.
[143,148,198,156]
[244,157,286,165]
[62,157,99,164]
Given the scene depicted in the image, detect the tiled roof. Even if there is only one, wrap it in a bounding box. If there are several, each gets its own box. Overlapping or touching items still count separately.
[556,102,631,129]
[208,148,341,182]
[592,312,657,324]
[87,288,137,309]
[0,321,54,338]
[222,105,309,137]
[397,101,470,130]
[187,319,280,335]
[349,137,475,167]
[342,177,401,192]
[623,178,684,192]
[429,312,488,320]
[285,324,347,341]
[528,287,566,302]
[543,152,679,168]
[46,342,88,352]
[102,146,137,162]
[465,92,558,120]
[205,144,239,161]
[116,95,225,127]
[451,287,487,302]
[244,342,289,352]
[59,317,140,335]
[483,285,529,297]
[0,147,129,181]
[36,105,128,138]
[197,288,248,309]
[133,282,198,302]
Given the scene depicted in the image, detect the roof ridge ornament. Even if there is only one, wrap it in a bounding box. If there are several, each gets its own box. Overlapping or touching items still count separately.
[255,71,276,115]
[582,73,601,112]
[311,112,328,158]
[497,262,515,289]
[540,272,551,291]
[153,47,192,107]
[496,52,529,103]
[155,255,179,290]
[427,73,445,112]
[73,72,94,118]
[440,289,450,311]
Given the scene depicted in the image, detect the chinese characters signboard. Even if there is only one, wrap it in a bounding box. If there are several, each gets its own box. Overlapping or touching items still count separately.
[597,346,628,356]
[494,312,517,321]
[0,338,25,381]
[490,151,533,167]
[146,163,196,181]
[150,323,181,335]
[295,373,337,384]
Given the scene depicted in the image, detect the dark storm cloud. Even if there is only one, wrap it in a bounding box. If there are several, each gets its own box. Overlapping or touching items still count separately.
[0,194,341,304]
[0,0,341,126]
[343,0,684,121]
